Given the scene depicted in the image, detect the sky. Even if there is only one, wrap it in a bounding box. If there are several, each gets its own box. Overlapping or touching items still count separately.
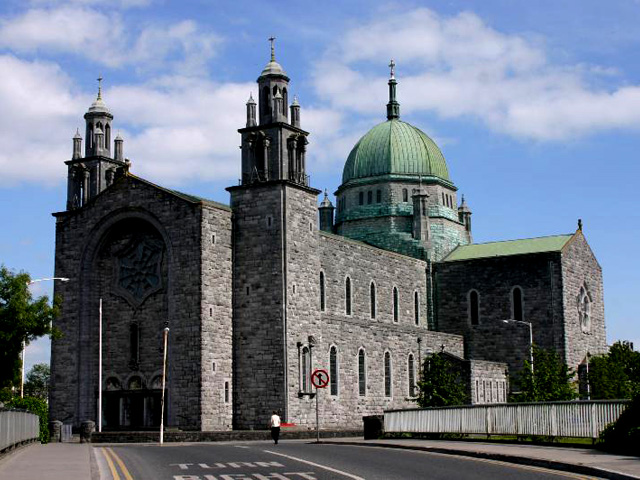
[1,0,638,373]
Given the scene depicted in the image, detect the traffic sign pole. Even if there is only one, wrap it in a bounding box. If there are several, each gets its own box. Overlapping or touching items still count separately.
[316,385,319,443]
[310,369,329,444]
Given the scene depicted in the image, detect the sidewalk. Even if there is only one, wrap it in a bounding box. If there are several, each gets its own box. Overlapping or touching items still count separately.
[323,437,640,480]
[0,442,94,480]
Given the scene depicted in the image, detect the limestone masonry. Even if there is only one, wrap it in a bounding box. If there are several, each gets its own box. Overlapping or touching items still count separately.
[50,46,606,431]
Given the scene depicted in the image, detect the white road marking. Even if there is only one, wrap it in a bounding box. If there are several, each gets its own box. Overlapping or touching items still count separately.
[235,446,250,449]
[264,450,365,480]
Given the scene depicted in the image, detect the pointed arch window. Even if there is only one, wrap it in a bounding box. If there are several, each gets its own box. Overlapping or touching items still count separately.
[367,191,372,204]
[578,285,592,333]
[469,290,480,325]
[414,291,420,325]
[408,353,416,396]
[370,282,376,319]
[393,287,399,323]
[384,351,392,397]
[129,323,139,369]
[403,188,408,202]
[282,87,288,116]
[345,277,352,315]
[359,192,364,205]
[301,346,311,392]
[320,271,326,312]
[358,349,366,396]
[376,189,382,203]
[329,346,338,396]
[511,286,523,321]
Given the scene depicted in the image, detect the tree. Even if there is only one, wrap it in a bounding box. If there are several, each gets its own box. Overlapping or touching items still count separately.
[416,352,469,407]
[589,341,640,400]
[24,363,50,400]
[0,266,59,389]
[512,344,577,402]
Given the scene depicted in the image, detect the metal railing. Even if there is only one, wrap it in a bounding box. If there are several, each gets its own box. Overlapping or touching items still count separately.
[0,409,40,451]
[384,400,630,439]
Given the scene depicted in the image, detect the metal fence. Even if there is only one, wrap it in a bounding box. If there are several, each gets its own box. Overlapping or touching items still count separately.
[0,409,40,451]
[384,400,630,439]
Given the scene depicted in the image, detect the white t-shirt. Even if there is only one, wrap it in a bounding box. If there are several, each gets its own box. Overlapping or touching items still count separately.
[270,414,281,428]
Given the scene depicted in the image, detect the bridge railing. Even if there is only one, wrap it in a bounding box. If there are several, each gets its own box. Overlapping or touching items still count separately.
[384,400,629,438]
[0,409,40,451]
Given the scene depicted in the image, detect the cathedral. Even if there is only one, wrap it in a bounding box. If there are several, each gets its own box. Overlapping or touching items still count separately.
[50,44,607,431]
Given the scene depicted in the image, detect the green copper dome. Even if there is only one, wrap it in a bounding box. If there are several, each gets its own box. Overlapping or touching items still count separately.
[342,118,450,184]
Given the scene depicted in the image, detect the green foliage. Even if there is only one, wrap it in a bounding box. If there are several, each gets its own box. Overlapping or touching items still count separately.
[0,266,60,389]
[7,396,50,443]
[511,345,577,402]
[416,352,469,407]
[597,394,640,456]
[589,341,640,400]
[25,363,50,400]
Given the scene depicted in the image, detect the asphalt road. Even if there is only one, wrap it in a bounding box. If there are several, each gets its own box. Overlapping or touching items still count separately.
[95,440,602,480]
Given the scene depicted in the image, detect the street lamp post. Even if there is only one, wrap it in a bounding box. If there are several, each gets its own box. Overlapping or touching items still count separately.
[22,277,70,398]
[503,319,534,373]
[160,326,170,445]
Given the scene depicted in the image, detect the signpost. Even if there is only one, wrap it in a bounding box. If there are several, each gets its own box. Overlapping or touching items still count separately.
[311,369,329,443]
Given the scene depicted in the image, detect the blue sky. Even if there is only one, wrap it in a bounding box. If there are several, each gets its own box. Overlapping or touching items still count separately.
[1,0,638,371]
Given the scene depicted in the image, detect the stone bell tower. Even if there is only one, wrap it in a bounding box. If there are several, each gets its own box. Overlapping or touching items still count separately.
[229,39,322,429]
[238,37,310,186]
[65,77,129,210]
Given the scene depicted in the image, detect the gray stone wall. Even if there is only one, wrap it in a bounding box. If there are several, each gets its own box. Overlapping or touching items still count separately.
[229,182,289,429]
[560,231,607,368]
[200,204,234,430]
[285,231,465,428]
[469,360,509,404]
[51,176,209,429]
[435,252,566,381]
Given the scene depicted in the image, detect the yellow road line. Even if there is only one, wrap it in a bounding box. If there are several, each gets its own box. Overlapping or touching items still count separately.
[106,447,134,480]
[101,447,120,480]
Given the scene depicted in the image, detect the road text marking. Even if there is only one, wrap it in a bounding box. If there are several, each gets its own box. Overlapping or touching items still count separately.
[264,450,365,480]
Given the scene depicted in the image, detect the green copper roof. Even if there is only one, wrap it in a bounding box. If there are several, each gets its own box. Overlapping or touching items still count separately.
[442,234,574,262]
[342,119,450,184]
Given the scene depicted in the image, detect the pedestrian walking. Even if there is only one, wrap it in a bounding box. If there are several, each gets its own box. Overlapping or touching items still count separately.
[269,410,281,444]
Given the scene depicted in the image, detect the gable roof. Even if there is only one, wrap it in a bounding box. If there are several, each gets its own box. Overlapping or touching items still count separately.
[442,234,574,262]
[127,174,231,211]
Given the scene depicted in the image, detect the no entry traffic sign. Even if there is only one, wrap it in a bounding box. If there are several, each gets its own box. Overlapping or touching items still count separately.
[311,369,330,388]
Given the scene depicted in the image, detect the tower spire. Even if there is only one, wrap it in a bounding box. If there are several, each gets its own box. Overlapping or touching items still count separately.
[97,74,103,100]
[269,36,276,61]
[386,59,400,120]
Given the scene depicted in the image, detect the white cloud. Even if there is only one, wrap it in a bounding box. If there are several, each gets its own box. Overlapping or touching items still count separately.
[0,55,84,186]
[313,8,640,141]
[0,6,220,73]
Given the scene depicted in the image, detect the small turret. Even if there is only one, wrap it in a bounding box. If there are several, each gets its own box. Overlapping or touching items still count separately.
[318,190,335,233]
[72,129,82,160]
[412,186,430,243]
[114,132,124,161]
[246,93,257,127]
[290,95,300,128]
[458,195,472,237]
[273,89,284,122]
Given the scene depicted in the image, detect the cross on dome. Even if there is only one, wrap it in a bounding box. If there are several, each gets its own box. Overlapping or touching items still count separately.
[389,59,396,79]
[97,75,103,100]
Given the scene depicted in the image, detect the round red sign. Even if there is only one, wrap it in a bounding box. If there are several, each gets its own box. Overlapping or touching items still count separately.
[311,369,330,388]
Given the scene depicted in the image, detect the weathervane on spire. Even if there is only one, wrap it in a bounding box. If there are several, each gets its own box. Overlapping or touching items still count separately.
[389,59,396,79]
[269,36,276,61]
[97,74,103,100]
